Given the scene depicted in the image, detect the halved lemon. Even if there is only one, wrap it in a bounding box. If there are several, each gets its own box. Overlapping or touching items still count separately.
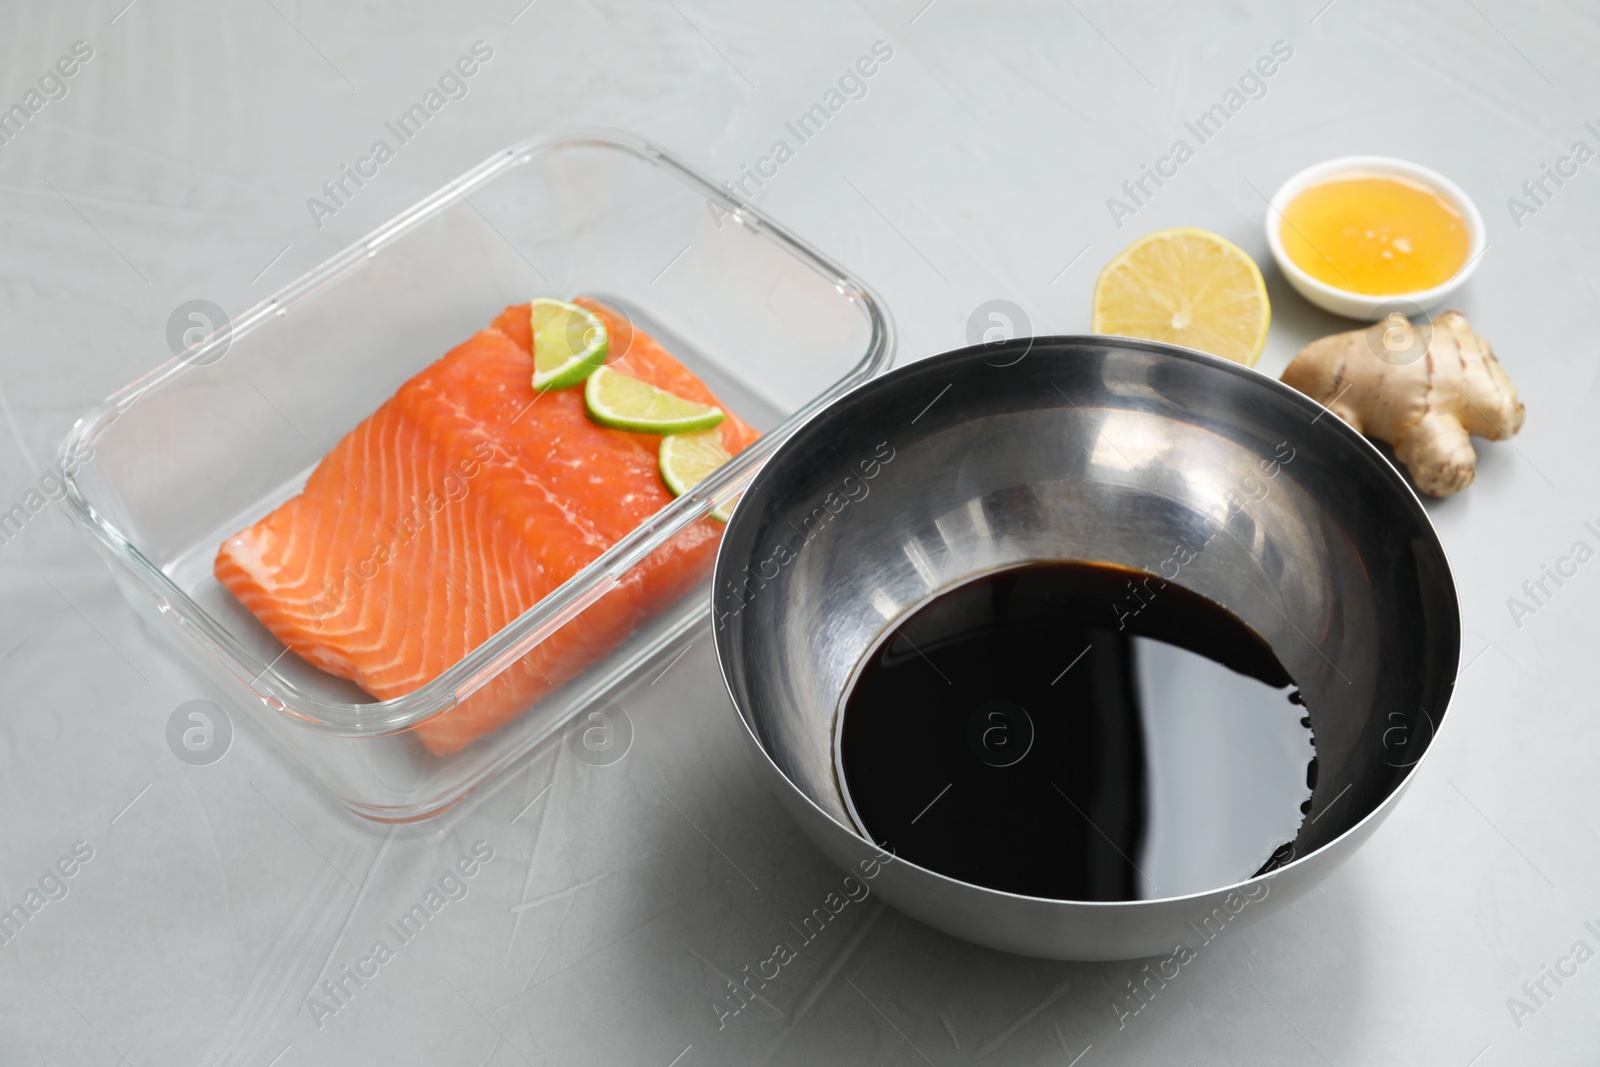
[660,430,735,521]
[531,297,608,391]
[1091,228,1270,365]
[584,366,726,434]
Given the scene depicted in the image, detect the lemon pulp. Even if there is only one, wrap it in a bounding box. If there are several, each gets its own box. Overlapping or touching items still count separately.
[1091,227,1270,365]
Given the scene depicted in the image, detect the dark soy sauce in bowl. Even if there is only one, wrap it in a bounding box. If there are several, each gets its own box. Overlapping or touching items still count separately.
[836,561,1315,901]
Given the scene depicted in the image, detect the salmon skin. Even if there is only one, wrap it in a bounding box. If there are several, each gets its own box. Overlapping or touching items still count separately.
[215,300,757,755]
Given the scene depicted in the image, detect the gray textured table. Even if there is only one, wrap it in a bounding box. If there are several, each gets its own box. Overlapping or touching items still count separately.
[2,1,1596,1063]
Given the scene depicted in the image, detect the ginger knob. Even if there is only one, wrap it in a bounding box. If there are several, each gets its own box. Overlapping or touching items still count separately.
[1281,311,1524,497]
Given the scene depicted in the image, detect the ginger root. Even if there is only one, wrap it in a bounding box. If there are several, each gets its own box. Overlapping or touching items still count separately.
[1281,310,1524,497]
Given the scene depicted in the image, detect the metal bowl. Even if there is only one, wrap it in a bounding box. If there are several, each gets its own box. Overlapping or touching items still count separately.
[711,336,1459,960]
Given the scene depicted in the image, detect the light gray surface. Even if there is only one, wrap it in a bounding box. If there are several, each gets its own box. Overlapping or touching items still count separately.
[0,0,1594,1063]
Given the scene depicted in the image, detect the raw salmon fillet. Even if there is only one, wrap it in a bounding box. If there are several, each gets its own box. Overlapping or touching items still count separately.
[215,300,757,754]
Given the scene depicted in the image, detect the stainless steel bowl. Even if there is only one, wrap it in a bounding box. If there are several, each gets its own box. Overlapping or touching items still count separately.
[711,336,1459,961]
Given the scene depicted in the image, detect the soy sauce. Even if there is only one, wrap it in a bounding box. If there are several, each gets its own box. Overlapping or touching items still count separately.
[837,561,1314,901]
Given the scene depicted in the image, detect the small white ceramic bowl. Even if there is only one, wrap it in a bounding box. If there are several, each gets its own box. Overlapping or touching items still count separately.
[1264,155,1485,321]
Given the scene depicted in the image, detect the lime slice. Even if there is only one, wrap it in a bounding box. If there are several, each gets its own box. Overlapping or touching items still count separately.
[660,430,735,521]
[531,298,609,391]
[584,366,726,434]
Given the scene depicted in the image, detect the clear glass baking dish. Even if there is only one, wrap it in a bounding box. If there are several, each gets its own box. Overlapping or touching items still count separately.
[61,130,894,821]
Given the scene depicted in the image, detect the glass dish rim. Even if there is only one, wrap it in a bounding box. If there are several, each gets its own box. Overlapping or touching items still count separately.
[58,128,896,737]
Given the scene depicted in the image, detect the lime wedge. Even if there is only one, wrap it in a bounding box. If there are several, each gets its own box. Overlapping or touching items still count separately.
[660,430,735,521]
[531,298,609,391]
[584,366,726,434]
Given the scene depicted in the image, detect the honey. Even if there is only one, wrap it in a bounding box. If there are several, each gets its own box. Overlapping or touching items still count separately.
[1280,172,1470,295]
